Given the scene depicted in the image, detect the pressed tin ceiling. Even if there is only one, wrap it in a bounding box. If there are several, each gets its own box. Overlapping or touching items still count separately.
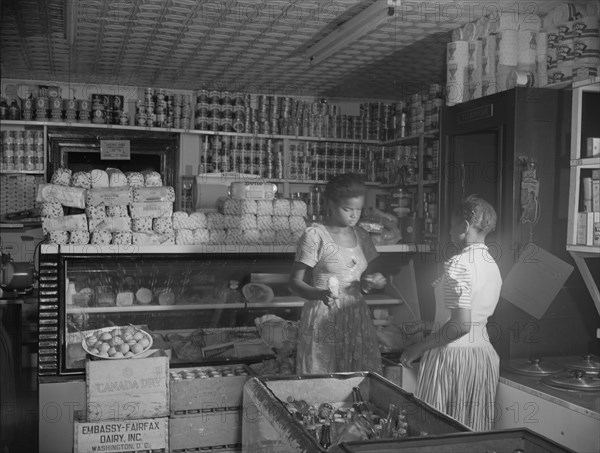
[0,0,567,100]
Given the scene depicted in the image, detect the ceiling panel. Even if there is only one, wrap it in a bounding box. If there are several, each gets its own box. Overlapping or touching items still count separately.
[0,0,569,100]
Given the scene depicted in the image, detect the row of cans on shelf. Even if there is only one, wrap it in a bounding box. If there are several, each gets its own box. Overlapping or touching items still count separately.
[169,366,250,380]
[1,130,45,172]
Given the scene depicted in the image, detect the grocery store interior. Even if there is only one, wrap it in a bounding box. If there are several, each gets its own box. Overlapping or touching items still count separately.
[1,0,599,452]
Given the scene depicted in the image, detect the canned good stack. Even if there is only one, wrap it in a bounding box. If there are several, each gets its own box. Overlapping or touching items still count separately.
[135,88,177,128]
[288,141,371,181]
[91,94,127,125]
[1,130,44,172]
[171,93,192,129]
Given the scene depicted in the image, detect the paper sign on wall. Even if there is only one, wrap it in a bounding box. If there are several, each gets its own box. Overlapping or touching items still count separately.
[100,140,130,160]
[501,244,574,319]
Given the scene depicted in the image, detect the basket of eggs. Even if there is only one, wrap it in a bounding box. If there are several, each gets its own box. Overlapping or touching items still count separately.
[82,325,153,359]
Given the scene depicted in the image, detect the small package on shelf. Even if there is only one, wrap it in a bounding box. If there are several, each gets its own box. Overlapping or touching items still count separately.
[85,205,106,220]
[209,229,226,244]
[132,231,174,245]
[217,196,241,215]
[290,199,307,217]
[188,212,207,229]
[112,231,132,245]
[273,198,291,216]
[90,230,112,245]
[240,199,258,214]
[69,231,90,245]
[97,217,132,233]
[152,217,173,234]
[289,216,306,233]
[257,200,274,216]
[272,215,289,231]
[105,205,128,217]
[207,212,226,229]
[257,215,272,231]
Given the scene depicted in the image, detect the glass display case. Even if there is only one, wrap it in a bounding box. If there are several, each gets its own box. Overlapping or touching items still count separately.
[38,244,410,377]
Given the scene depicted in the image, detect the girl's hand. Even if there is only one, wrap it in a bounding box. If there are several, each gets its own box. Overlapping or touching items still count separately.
[362,273,387,293]
[399,343,424,369]
[319,288,339,308]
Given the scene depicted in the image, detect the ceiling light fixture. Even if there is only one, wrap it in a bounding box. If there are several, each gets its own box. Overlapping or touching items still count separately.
[306,0,398,66]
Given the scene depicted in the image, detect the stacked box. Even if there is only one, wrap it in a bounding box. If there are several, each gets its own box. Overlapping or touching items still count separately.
[75,354,170,451]
[169,364,252,452]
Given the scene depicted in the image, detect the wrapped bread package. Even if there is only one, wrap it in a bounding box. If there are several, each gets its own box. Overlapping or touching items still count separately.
[129,201,173,219]
[71,171,93,189]
[275,230,292,245]
[217,197,241,215]
[90,169,109,188]
[188,212,207,229]
[175,229,194,245]
[41,202,64,218]
[290,200,307,217]
[273,199,291,216]
[116,292,134,306]
[37,184,86,209]
[86,187,132,207]
[50,168,72,186]
[85,205,106,220]
[260,229,276,244]
[142,170,163,187]
[257,215,272,230]
[272,216,290,231]
[172,211,189,230]
[106,168,128,187]
[207,212,226,229]
[223,214,241,230]
[48,231,69,245]
[132,231,175,245]
[96,217,132,233]
[91,230,112,245]
[69,231,90,245]
[225,229,244,245]
[289,216,307,232]
[256,200,274,216]
[240,214,257,230]
[43,214,88,233]
[193,228,210,244]
[125,172,145,187]
[132,217,153,233]
[243,229,260,244]
[240,199,258,214]
[112,232,132,245]
[209,229,226,244]
[106,205,128,217]
[132,186,175,203]
[152,217,173,235]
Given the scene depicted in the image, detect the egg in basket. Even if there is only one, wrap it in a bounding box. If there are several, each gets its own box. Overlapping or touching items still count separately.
[82,325,153,359]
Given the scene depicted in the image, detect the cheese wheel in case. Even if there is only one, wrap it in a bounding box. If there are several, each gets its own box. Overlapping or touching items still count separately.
[135,287,153,304]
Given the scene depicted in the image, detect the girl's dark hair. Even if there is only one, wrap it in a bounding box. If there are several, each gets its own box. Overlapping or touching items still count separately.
[323,173,366,204]
[453,195,497,235]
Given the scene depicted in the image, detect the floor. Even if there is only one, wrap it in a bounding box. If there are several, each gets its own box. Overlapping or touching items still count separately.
[2,367,38,453]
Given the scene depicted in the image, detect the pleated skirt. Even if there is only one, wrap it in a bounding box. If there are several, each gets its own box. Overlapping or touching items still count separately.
[415,343,499,431]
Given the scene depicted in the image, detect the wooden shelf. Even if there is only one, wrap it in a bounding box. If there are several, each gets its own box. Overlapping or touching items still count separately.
[380,130,439,146]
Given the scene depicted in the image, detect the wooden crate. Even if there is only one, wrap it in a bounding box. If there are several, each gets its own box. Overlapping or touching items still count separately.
[86,354,169,421]
[74,417,168,453]
[169,410,242,452]
[170,364,251,415]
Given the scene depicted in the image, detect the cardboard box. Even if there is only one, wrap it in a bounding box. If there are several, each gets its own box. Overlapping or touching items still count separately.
[577,212,588,244]
[169,411,242,452]
[86,354,169,421]
[74,417,168,453]
[170,364,252,415]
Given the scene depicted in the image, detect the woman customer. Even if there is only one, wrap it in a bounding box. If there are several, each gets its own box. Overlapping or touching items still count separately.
[289,173,386,374]
[400,195,502,431]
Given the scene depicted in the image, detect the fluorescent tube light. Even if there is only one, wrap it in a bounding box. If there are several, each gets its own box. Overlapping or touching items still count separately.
[306,0,397,65]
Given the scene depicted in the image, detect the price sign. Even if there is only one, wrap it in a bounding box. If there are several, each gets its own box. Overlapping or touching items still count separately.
[100,140,130,160]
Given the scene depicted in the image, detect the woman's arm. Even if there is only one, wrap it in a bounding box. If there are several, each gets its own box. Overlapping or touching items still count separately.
[288,261,333,305]
[399,307,471,367]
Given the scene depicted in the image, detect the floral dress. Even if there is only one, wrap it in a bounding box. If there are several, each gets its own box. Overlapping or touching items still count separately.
[294,223,382,374]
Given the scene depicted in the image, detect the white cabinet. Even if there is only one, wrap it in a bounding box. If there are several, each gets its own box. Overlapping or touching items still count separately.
[494,382,600,452]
